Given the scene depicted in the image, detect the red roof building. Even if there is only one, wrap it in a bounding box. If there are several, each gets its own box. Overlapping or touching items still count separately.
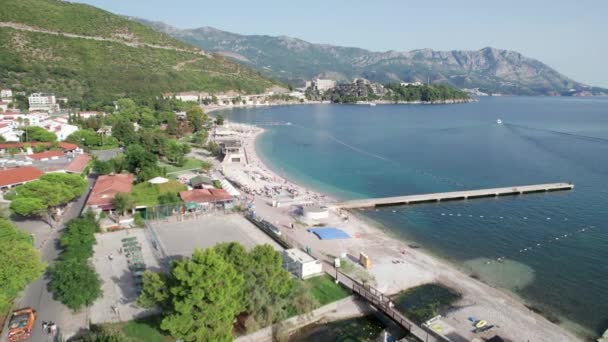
[86,174,134,210]
[26,150,64,161]
[65,154,91,174]
[0,142,78,152]
[179,188,233,204]
[0,166,44,189]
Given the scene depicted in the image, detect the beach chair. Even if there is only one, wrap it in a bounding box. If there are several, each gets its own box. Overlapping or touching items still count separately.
[121,237,137,243]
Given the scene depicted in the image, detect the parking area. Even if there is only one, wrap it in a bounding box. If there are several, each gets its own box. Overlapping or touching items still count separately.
[150,214,282,260]
[90,229,161,324]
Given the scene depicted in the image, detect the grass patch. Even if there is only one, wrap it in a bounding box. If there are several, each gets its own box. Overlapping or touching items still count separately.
[159,158,205,173]
[392,283,461,324]
[306,275,350,306]
[131,180,186,206]
[121,316,171,342]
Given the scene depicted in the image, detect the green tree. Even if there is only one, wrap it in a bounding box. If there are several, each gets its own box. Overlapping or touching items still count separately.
[60,217,98,260]
[160,248,244,341]
[205,141,220,157]
[7,147,19,156]
[67,129,101,147]
[116,98,138,120]
[112,118,137,146]
[39,173,88,198]
[189,130,208,147]
[158,192,182,205]
[10,175,86,223]
[138,128,168,155]
[137,271,171,309]
[112,192,134,216]
[215,115,224,126]
[92,159,113,175]
[22,126,57,142]
[125,144,158,173]
[10,197,47,218]
[48,259,102,310]
[244,245,293,327]
[0,218,46,312]
[158,112,178,135]
[164,139,191,166]
[186,106,207,132]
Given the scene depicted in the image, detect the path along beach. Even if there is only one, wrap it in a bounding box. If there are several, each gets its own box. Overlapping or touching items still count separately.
[217,119,581,342]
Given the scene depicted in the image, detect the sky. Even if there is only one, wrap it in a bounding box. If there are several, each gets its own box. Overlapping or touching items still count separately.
[75,0,608,87]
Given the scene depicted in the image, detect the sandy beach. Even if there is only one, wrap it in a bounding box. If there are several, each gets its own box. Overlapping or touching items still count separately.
[217,120,581,342]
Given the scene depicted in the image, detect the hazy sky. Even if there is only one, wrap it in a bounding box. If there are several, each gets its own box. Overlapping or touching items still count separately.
[75,0,608,87]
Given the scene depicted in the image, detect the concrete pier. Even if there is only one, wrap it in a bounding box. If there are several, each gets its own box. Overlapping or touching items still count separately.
[334,182,574,209]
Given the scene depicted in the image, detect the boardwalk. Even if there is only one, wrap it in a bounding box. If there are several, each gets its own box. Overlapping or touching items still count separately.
[327,268,446,342]
[335,182,574,209]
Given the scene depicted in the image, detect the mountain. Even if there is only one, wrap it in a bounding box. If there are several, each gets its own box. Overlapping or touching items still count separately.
[0,0,279,105]
[138,19,606,96]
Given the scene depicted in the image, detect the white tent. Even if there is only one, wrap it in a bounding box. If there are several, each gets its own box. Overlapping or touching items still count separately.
[148,176,169,184]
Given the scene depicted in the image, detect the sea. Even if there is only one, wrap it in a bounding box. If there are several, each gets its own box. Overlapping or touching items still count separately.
[219,96,608,338]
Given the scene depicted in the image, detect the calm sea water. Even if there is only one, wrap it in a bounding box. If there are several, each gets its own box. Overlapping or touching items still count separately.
[220,97,608,336]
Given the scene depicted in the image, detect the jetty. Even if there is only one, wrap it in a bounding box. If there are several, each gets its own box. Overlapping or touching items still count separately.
[334,182,574,209]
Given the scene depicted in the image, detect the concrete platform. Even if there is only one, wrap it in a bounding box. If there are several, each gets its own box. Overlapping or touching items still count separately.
[335,183,574,209]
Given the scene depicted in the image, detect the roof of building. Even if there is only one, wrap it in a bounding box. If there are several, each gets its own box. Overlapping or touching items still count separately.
[284,248,317,264]
[27,150,64,160]
[0,166,44,187]
[148,176,169,184]
[179,188,233,203]
[86,173,134,207]
[65,154,90,173]
[0,142,78,151]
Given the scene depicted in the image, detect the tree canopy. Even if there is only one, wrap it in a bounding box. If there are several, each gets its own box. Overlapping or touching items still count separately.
[0,218,46,312]
[48,258,102,310]
[160,248,244,341]
[48,213,102,311]
[138,243,316,339]
[10,173,87,223]
[112,192,135,216]
[21,126,57,142]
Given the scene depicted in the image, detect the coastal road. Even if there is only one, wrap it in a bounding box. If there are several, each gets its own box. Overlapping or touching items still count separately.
[2,175,97,342]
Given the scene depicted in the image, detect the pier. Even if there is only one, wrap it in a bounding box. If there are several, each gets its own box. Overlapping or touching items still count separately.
[334,182,574,209]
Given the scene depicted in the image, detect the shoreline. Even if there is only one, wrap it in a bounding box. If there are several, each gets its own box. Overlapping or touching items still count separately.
[224,120,586,341]
[202,97,475,115]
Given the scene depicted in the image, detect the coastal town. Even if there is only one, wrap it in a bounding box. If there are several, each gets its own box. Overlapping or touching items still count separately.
[0,85,584,342]
[1,1,606,341]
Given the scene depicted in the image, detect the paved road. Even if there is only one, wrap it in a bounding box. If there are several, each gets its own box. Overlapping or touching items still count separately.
[2,176,97,342]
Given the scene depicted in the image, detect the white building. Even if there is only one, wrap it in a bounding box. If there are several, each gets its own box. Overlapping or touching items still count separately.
[312,79,336,92]
[77,111,105,119]
[28,93,59,112]
[400,81,423,87]
[282,248,323,279]
[1,89,12,100]
[174,92,200,103]
[41,120,78,141]
[0,112,48,126]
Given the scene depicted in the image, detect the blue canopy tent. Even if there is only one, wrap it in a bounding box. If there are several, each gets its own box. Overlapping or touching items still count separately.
[307,227,351,240]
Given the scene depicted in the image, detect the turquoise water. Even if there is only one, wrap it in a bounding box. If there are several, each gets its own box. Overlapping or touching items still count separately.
[220,97,608,336]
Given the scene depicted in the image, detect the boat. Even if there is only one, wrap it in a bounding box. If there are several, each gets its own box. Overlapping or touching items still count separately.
[496,118,503,124]
[369,103,377,106]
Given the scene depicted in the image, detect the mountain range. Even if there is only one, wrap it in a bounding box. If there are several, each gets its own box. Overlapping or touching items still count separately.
[138,19,606,96]
[0,0,278,105]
